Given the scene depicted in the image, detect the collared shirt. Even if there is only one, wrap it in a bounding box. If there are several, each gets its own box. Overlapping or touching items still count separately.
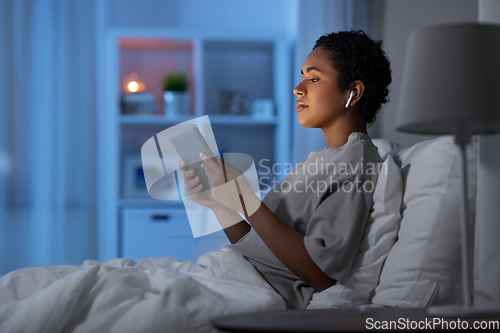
[228,132,382,309]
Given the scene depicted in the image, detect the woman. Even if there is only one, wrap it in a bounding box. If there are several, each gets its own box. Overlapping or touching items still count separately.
[179,30,392,309]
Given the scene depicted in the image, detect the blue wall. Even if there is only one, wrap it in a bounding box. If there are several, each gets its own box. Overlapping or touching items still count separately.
[107,0,297,35]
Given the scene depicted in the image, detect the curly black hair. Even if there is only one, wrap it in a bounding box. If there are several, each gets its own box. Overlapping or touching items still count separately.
[313,30,392,125]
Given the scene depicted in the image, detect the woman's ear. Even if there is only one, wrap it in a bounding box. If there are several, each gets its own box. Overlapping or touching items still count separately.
[345,80,365,108]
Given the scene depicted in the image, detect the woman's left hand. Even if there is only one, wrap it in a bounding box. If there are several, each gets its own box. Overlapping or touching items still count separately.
[200,152,261,216]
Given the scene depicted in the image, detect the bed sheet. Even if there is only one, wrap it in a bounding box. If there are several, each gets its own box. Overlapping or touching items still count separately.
[0,247,285,333]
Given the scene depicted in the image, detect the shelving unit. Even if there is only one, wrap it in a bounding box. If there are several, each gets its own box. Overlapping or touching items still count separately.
[119,114,278,125]
[97,28,292,262]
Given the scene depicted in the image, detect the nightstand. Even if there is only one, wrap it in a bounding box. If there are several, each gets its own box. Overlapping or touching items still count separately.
[121,208,229,261]
[211,307,500,332]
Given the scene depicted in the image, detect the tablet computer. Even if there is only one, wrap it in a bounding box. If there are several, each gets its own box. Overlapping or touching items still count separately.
[170,125,216,198]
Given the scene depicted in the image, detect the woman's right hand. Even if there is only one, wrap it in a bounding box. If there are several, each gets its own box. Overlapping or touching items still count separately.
[179,159,218,209]
[179,159,250,239]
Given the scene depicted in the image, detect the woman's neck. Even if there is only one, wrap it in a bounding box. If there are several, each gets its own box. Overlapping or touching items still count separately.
[323,114,367,148]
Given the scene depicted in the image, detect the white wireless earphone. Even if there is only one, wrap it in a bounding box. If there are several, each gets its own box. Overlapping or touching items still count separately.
[345,91,355,108]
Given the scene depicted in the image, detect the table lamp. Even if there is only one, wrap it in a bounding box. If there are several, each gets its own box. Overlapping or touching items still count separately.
[396,23,500,317]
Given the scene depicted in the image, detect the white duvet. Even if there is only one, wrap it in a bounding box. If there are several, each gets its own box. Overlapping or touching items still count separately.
[0,247,286,333]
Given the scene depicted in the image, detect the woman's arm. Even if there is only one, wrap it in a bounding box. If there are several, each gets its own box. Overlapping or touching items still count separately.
[199,154,335,291]
[246,203,335,292]
[211,204,251,244]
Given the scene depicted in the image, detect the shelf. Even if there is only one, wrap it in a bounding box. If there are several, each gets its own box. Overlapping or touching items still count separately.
[119,114,278,126]
[203,40,274,116]
[208,115,278,125]
[120,198,185,208]
[98,28,291,261]
[119,38,195,116]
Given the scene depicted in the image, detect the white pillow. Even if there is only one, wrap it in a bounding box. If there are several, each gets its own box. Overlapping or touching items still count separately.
[372,138,401,158]
[371,136,463,307]
[308,155,403,309]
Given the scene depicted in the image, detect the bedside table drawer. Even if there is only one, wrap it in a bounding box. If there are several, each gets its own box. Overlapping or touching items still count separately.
[121,208,197,261]
[120,208,230,262]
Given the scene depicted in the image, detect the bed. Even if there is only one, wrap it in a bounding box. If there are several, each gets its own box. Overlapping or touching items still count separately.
[0,247,285,332]
[0,135,470,332]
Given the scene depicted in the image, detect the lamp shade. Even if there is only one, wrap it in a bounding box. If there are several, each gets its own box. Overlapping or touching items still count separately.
[396,23,500,135]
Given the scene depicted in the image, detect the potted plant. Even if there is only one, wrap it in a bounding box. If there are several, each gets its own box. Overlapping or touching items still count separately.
[163,72,191,118]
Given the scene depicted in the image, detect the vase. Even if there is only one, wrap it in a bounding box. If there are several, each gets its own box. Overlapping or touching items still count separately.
[164,91,191,118]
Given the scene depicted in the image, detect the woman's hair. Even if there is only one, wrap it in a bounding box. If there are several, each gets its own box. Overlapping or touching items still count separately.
[314,30,392,125]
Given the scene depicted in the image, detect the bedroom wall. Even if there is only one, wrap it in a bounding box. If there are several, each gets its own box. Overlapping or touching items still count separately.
[369,0,479,147]
[106,0,298,36]
[475,0,500,310]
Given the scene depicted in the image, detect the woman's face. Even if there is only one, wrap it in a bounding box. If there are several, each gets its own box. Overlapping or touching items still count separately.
[293,47,348,129]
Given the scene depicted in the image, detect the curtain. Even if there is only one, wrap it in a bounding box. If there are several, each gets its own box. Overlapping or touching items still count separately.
[0,0,97,275]
[291,0,370,164]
